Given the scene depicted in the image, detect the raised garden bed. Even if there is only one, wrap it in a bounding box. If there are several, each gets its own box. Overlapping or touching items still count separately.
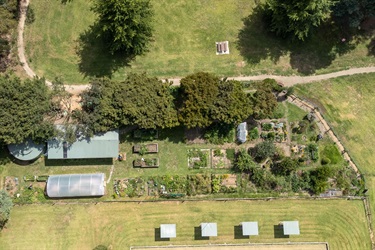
[133,143,158,154]
[133,158,159,168]
[36,175,49,182]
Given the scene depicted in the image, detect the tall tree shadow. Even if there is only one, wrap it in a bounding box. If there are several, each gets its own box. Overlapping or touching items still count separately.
[237,6,358,75]
[76,23,133,79]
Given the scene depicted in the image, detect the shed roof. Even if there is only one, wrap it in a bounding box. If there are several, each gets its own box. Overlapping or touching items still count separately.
[237,122,247,143]
[201,223,217,237]
[7,139,45,161]
[47,129,119,159]
[160,224,176,238]
[46,173,105,198]
[241,221,259,236]
[283,221,300,235]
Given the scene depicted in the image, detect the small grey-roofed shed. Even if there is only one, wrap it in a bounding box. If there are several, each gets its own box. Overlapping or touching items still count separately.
[241,221,259,236]
[201,223,217,237]
[160,224,176,238]
[46,173,105,198]
[47,126,119,159]
[237,122,247,143]
[283,221,300,235]
[7,139,45,161]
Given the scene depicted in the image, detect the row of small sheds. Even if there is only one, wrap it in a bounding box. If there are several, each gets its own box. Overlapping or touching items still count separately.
[159,221,299,239]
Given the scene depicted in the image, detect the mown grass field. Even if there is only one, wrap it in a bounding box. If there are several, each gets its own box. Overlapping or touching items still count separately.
[295,72,375,227]
[0,199,370,249]
[24,0,375,84]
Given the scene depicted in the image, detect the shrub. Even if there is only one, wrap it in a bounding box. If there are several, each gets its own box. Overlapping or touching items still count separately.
[234,149,257,172]
[307,143,319,162]
[253,141,276,161]
[262,123,273,131]
[321,157,331,165]
[249,127,259,140]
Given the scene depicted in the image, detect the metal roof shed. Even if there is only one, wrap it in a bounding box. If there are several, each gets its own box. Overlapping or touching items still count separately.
[241,222,259,236]
[201,223,217,237]
[46,173,105,198]
[47,129,119,159]
[283,221,300,235]
[160,224,176,238]
[7,139,45,161]
[237,122,247,143]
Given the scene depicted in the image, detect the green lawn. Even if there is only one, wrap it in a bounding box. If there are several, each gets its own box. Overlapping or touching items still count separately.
[295,72,375,227]
[0,199,370,249]
[24,0,375,84]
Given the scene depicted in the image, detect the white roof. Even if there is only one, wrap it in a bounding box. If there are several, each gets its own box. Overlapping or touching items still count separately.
[201,223,217,237]
[160,224,176,238]
[283,221,300,235]
[241,221,259,236]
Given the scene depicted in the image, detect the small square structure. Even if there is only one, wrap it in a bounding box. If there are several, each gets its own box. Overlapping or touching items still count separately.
[160,224,176,238]
[216,41,230,55]
[283,221,300,235]
[201,223,217,237]
[241,222,259,236]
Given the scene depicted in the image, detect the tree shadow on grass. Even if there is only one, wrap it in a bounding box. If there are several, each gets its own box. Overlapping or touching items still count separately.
[76,23,133,79]
[194,226,209,240]
[237,6,358,75]
[273,225,289,239]
[368,38,375,56]
[154,228,170,242]
[234,225,249,239]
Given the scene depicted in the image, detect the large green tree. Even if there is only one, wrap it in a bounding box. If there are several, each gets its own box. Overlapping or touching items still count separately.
[76,73,179,133]
[332,0,375,28]
[0,190,12,229]
[92,0,153,55]
[0,75,55,145]
[178,72,252,128]
[266,0,333,40]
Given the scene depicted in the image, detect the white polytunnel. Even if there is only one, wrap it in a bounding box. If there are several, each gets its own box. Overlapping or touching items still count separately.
[46,173,106,198]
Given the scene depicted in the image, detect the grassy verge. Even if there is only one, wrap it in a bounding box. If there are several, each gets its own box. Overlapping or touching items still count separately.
[0,199,370,249]
[24,0,375,84]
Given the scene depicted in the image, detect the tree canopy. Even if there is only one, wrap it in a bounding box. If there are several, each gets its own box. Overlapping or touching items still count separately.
[251,79,279,119]
[0,75,55,145]
[253,141,276,161]
[178,72,252,128]
[0,190,13,229]
[265,0,333,40]
[332,0,375,28]
[92,0,154,55]
[76,73,179,133]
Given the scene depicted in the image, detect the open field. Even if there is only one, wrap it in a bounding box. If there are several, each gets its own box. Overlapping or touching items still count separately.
[24,0,375,84]
[132,243,328,250]
[0,200,370,249]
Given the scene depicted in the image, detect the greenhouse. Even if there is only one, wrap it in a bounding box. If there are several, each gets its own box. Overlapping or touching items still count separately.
[46,173,106,198]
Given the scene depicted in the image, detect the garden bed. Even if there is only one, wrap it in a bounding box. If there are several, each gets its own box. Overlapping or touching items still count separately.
[211,149,232,168]
[133,143,158,154]
[187,149,210,168]
[133,158,159,168]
